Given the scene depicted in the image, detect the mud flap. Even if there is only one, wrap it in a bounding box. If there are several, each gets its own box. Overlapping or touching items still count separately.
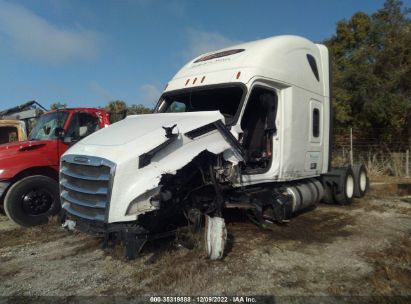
[205,215,227,260]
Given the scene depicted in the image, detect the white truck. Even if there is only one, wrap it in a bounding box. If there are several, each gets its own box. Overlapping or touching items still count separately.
[59,35,368,259]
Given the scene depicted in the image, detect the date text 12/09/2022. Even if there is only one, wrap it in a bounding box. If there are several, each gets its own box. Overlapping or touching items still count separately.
[149,296,258,303]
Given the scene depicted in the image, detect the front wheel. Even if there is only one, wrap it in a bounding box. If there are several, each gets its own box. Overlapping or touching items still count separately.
[205,215,227,260]
[4,175,61,227]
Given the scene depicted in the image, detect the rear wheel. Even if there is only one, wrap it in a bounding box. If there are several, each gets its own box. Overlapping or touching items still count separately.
[4,175,61,227]
[334,167,355,205]
[353,164,369,198]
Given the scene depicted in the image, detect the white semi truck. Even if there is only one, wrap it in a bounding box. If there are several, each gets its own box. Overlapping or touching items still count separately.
[59,35,368,259]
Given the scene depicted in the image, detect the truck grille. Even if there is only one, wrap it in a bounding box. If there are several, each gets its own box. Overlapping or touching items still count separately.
[60,155,116,222]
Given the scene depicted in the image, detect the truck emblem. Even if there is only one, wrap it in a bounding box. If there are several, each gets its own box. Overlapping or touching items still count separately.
[74,156,90,163]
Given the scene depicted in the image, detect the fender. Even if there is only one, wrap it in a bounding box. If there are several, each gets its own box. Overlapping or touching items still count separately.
[0,140,65,180]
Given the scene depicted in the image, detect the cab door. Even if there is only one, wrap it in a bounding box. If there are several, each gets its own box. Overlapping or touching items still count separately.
[240,85,278,174]
[58,111,101,155]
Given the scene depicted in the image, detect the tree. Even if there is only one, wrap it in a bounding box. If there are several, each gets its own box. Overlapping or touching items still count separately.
[104,100,127,123]
[104,100,153,122]
[127,104,153,115]
[105,100,127,114]
[325,0,411,146]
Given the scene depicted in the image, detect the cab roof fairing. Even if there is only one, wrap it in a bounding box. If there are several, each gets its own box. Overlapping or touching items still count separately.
[163,35,327,97]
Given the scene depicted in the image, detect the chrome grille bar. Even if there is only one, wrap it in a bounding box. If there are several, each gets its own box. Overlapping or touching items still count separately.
[60,178,108,195]
[61,168,110,181]
[61,190,106,209]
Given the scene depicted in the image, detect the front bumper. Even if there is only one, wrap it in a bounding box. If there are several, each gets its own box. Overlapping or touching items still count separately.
[63,212,147,237]
[63,212,150,260]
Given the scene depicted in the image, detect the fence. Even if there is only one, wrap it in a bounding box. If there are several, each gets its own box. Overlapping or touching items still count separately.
[332,128,410,177]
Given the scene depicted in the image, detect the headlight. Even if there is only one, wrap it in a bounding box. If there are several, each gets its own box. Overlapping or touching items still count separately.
[126,185,174,215]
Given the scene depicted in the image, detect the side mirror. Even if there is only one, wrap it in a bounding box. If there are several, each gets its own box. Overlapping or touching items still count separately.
[54,127,65,139]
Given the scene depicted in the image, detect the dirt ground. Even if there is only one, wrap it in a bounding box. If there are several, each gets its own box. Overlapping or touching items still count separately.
[0,182,410,299]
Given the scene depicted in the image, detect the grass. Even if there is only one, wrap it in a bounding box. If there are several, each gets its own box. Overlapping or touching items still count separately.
[0,219,67,248]
[332,150,411,177]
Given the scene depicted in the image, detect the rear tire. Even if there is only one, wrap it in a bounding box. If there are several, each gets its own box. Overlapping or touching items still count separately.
[322,182,334,204]
[353,164,368,198]
[4,175,61,227]
[334,167,355,205]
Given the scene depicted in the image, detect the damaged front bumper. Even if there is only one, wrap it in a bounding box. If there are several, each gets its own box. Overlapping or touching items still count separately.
[62,213,146,236]
[62,212,174,259]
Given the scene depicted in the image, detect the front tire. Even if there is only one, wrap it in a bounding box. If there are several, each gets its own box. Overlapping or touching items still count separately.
[205,215,227,260]
[4,175,61,227]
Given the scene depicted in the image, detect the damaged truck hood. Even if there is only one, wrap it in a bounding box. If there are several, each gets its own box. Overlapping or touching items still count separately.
[73,111,239,160]
[63,111,244,223]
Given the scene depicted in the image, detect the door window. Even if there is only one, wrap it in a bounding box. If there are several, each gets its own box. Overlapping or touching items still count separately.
[240,86,278,171]
[66,112,100,141]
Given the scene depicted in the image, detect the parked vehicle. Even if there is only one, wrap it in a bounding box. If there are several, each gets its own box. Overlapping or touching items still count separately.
[0,108,110,226]
[60,35,369,259]
[0,100,47,144]
[0,120,28,144]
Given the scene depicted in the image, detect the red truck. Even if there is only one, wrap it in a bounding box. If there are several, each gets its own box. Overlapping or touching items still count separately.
[0,108,110,226]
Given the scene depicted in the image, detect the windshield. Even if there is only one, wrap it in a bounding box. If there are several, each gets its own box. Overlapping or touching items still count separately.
[29,112,69,140]
[156,86,244,124]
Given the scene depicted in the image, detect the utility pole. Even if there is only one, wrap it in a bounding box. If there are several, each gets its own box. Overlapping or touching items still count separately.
[350,128,353,166]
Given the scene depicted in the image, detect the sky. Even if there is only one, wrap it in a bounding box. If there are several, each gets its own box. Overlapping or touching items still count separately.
[0,0,403,110]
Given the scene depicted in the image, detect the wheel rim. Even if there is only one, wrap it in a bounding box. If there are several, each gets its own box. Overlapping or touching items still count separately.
[360,171,367,192]
[21,188,54,216]
[346,174,354,198]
